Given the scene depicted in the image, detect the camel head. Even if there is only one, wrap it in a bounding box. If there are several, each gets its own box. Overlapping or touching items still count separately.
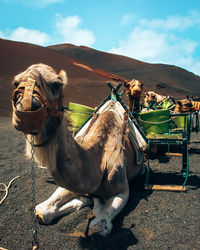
[144,91,156,103]
[11,63,67,134]
[124,79,143,98]
[144,91,166,107]
[174,99,194,113]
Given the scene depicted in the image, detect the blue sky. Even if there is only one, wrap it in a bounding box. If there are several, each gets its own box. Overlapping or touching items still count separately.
[1,0,200,76]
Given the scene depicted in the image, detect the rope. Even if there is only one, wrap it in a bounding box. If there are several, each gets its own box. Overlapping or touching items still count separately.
[66,110,93,115]
[0,176,20,206]
[139,117,171,124]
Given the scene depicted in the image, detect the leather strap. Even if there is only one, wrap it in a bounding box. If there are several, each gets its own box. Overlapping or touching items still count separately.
[22,77,36,111]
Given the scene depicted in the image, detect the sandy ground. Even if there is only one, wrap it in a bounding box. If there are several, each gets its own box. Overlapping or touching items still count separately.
[0,116,200,250]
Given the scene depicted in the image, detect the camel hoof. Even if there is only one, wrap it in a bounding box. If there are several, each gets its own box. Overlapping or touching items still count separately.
[35,208,46,224]
[88,219,112,237]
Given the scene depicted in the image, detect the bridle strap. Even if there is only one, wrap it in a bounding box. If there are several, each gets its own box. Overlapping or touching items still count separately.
[22,77,36,111]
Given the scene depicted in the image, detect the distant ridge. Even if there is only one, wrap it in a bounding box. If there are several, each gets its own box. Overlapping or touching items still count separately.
[48,43,200,98]
[0,38,200,116]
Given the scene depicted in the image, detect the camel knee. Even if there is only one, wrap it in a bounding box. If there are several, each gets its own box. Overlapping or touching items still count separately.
[35,196,92,224]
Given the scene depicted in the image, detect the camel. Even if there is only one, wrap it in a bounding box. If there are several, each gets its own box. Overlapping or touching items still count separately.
[11,63,146,237]
[124,79,144,113]
[143,91,166,109]
[173,99,198,113]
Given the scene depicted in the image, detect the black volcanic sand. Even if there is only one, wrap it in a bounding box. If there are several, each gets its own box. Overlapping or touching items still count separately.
[0,117,200,250]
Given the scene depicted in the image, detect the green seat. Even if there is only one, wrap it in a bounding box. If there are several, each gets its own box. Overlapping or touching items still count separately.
[139,109,170,135]
[138,110,190,191]
[147,133,183,140]
[65,102,94,132]
[172,115,187,129]
[157,99,176,110]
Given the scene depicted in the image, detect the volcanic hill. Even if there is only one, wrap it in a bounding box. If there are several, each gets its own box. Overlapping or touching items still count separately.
[1,38,200,116]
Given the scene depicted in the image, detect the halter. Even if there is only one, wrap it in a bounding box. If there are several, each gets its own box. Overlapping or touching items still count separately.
[12,71,64,135]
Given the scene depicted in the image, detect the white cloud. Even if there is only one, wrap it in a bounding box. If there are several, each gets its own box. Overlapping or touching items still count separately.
[110,13,200,75]
[139,16,194,31]
[0,27,49,46]
[120,14,133,26]
[54,15,95,46]
[139,11,200,31]
[0,15,95,47]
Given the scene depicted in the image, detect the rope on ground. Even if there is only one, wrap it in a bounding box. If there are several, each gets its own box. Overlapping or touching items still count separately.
[0,176,20,206]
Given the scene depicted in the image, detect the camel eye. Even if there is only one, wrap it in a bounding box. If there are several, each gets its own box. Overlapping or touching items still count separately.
[52,82,61,91]
[13,81,19,88]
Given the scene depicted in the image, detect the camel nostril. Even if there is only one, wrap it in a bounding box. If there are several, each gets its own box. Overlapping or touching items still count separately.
[14,96,41,111]
[14,95,23,111]
[31,97,42,111]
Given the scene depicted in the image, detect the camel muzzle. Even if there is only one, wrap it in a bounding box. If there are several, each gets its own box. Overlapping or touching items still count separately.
[12,76,49,134]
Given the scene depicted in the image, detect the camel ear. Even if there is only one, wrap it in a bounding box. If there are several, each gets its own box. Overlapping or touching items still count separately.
[12,78,19,88]
[124,82,129,88]
[177,100,182,106]
[58,70,68,86]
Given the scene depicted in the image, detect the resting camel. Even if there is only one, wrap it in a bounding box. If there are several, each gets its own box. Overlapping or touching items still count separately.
[143,91,166,108]
[124,79,144,113]
[12,63,145,237]
[173,99,200,113]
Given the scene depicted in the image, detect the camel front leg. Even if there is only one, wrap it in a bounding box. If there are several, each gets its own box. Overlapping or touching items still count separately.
[92,197,104,217]
[35,187,92,224]
[88,191,129,236]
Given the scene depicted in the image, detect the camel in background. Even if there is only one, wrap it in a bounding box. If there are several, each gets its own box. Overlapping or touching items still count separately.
[124,79,144,113]
[11,63,145,237]
[143,91,166,109]
[174,99,200,113]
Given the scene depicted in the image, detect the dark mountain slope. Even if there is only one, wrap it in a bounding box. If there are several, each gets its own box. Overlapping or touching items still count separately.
[48,44,200,98]
[0,39,111,116]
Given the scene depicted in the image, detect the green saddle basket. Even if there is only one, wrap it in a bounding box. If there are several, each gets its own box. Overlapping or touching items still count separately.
[171,115,187,129]
[65,102,95,131]
[139,109,170,135]
[159,99,175,110]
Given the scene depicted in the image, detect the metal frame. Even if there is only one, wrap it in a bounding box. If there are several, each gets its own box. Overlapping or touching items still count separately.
[107,83,192,191]
[66,83,198,191]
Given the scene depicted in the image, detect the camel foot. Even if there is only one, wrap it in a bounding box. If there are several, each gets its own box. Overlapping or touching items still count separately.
[35,209,45,224]
[35,205,55,224]
[88,218,113,237]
